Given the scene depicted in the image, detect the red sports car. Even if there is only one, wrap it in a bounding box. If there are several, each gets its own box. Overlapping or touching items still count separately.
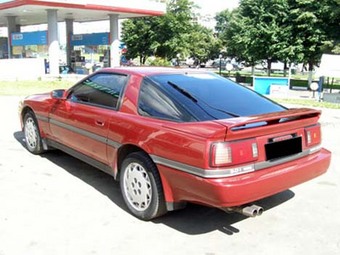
[20,67,331,220]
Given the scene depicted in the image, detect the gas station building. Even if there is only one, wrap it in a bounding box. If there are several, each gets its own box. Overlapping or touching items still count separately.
[0,0,166,76]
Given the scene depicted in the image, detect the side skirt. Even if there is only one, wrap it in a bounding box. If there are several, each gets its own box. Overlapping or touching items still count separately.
[46,139,115,179]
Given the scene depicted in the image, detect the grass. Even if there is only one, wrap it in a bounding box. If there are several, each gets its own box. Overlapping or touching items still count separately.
[0,80,74,96]
[272,98,340,109]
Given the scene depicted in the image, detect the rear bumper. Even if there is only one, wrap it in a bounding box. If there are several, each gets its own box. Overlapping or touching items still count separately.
[158,148,331,208]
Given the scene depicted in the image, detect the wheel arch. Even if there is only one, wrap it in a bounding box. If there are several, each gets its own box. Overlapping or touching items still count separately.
[116,144,149,179]
[115,144,176,210]
[21,107,45,154]
[20,106,34,128]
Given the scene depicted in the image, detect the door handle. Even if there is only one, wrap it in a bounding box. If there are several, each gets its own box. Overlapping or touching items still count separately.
[95,120,105,126]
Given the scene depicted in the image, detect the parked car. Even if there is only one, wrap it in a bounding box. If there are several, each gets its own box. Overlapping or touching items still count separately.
[211,58,227,69]
[211,58,242,71]
[185,57,204,68]
[19,67,331,220]
[59,65,75,74]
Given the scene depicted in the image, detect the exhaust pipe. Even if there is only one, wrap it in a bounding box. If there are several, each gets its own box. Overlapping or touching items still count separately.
[224,204,264,217]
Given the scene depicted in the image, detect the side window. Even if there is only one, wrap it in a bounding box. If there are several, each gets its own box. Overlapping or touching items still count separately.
[69,73,127,109]
[138,80,194,122]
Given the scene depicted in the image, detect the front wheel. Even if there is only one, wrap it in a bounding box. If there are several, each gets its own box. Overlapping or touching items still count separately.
[120,152,166,220]
[23,112,44,154]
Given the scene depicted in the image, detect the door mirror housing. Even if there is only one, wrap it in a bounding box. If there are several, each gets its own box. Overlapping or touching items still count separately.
[51,89,66,99]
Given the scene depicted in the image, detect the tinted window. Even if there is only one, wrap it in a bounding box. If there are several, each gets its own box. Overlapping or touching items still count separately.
[138,79,196,122]
[69,73,127,109]
[148,73,285,121]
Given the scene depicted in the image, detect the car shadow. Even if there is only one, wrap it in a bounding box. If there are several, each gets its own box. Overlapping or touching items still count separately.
[154,190,295,235]
[13,131,127,212]
[14,131,295,235]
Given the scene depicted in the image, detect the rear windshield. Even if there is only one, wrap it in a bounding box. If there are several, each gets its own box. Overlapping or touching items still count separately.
[142,72,285,121]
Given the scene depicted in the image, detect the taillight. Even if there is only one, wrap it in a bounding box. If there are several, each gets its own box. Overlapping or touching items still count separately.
[305,124,321,147]
[210,139,258,167]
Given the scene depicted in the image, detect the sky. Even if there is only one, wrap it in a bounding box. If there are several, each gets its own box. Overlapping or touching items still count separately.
[193,0,239,15]
[192,0,239,28]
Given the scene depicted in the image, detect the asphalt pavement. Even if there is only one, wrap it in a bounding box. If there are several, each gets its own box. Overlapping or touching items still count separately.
[0,95,339,255]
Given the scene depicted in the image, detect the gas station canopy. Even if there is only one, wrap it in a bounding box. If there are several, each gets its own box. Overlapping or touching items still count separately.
[0,0,166,76]
[0,0,166,26]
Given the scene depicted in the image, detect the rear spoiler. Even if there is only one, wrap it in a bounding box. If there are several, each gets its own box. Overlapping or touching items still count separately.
[216,108,321,137]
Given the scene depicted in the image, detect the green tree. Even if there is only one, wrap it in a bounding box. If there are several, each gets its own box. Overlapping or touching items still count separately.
[320,0,340,54]
[121,0,217,64]
[214,9,237,58]
[121,0,198,62]
[186,24,217,62]
[215,9,249,59]
[287,0,340,83]
[216,0,339,78]
[221,0,291,76]
[121,17,157,65]
[151,0,198,59]
[288,0,328,70]
[215,9,233,38]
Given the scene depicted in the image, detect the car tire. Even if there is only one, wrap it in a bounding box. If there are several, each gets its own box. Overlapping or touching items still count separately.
[120,152,167,220]
[23,112,44,154]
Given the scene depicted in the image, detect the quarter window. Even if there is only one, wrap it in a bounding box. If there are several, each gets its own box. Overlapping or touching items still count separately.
[69,73,127,109]
[138,79,195,122]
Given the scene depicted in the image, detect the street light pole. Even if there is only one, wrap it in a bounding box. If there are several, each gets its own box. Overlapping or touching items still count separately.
[176,53,180,67]
[219,54,222,75]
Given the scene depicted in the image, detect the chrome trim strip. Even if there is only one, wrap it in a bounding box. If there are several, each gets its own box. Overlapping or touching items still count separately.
[107,139,121,149]
[50,118,107,144]
[47,139,113,176]
[308,144,322,154]
[36,114,49,123]
[48,117,121,149]
[254,147,320,171]
[151,155,255,178]
[151,145,322,179]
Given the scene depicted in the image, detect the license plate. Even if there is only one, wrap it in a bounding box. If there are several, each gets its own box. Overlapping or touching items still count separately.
[265,136,302,161]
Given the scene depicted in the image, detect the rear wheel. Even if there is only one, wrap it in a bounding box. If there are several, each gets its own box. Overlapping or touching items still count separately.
[120,152,166,220]
[23,112,44,154]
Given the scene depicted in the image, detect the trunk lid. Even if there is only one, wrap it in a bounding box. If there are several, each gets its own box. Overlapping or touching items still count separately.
[215,108,322,163]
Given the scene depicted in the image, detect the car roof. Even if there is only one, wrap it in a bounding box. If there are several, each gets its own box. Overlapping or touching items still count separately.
[98,67,208,76]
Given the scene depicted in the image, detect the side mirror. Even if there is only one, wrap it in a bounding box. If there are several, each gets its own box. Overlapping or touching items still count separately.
[51,89,66,99]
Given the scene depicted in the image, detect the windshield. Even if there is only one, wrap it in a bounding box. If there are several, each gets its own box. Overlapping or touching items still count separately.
[148,72,286,120]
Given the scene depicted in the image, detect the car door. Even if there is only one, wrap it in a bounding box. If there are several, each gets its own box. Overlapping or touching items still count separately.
[49,72,128,165]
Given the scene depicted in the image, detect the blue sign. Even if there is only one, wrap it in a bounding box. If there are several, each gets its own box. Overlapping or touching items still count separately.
[253,77,289,95]
[71,32,110,46]
[11,31,47,46]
